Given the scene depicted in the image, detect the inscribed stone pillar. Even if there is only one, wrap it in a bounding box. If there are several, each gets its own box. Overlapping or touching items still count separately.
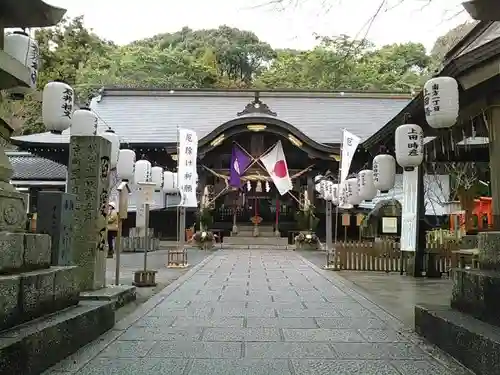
[36,191,76,266]
[488,105,500,229]
[67,136,111,291]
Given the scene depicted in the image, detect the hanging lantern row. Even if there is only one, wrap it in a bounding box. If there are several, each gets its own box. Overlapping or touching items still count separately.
[314,76,458,208]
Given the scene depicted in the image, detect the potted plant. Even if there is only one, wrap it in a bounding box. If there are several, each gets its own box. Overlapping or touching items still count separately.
[197,207,214,232]
[294,205,320,250]
[192,230,216,250]
[251,215,262,236]
[294,232,320,250]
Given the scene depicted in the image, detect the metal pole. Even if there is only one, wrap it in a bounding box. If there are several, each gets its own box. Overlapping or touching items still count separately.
[115,217,122,285]
[179,206,186,250]
[143,203,150,272]
[326,200,333,251]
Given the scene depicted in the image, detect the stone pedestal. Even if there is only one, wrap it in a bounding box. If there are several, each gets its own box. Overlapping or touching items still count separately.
[415,232,500,375]
[67,136,111,292]
[36,191,76,266]
[478,231,500,271]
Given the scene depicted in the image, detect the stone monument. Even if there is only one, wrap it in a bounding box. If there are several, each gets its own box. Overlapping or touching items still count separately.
[415,231,500,375]
[67,135,111,291]
[0,2,115,374]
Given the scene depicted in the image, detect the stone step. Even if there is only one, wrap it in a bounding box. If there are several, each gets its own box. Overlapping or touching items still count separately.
[221,244,293,250]
[224,237,288,246]
[0,233,51,274]
[232,230,277,238]
[0,266,79,331]
[0,300,115,375]
[415,304,498,375]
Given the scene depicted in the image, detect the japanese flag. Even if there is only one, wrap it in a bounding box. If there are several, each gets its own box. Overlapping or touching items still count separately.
[260,141,293,196]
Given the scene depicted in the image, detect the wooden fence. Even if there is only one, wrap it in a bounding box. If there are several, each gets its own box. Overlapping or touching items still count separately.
[327,240,455,274]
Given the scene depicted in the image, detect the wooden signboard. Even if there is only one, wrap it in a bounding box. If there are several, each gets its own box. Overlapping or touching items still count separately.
[341,213,350,227]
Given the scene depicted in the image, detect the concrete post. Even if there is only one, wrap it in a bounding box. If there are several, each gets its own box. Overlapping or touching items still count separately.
[67,135,111,292]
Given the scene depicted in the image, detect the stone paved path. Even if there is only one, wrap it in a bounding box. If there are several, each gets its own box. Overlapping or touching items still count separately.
[47,250,472,375]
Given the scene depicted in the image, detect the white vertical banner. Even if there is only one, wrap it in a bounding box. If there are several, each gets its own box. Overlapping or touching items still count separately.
[401,168,419,252]
[177,128,198,207]
[340,130,361,184]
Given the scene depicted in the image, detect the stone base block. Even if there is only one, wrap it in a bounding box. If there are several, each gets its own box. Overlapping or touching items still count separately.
[0,233,52,274]
[451,268,500,327]
[80,285,136,310]
[460,234,478,249]
[121,236,160,252]
[132,270,157,287]
[0,266,79,331]
[415,304,500,375]
[0,300,114,375]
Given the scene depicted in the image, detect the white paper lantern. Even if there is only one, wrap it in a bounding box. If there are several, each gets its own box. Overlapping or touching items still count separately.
[373,154,396,193]
[323,181,332,201]
[338,181,352,209]
[346,178,361,206]
[314,175,323,193]
[134,160,152,183]
[4,31,39,89]
[163,171,178,193]
[71,108,98,136]
[116,149,135,181]
[395,124,424,171]
[332,184,339,205]
[357,170,377,201]
[151,166,164,188]
[424,76,459,129]
[42,81,74,133]
[100,130,120,168]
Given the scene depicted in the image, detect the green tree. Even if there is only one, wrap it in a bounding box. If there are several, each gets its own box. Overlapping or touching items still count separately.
[1,16,116,134]
[256,35,431,91]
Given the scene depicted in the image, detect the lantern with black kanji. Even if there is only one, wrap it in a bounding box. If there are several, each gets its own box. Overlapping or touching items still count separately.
[347,178,361,206]
[163,171,178,193]
[4,31,39,92]
[357,170,376,201]
[423,77,459,129]
[117,149,136,182]
[134,160,152,183]
[322,181,332,201]
[314,175,323,194]
[395,124,424,171]
[332,184,339,206]
[101,129,120,168]
[373,154,396,193]
[151,166,164,188]
[42,81,74,133]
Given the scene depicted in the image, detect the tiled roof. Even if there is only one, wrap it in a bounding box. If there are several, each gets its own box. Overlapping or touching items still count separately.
[12,89,411,146]
[8,151,66,180]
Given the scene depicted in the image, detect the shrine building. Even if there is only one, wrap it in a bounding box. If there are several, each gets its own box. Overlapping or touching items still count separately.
[12,88,413,238]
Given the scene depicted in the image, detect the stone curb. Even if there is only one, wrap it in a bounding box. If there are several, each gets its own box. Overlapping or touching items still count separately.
[297,253,473,374]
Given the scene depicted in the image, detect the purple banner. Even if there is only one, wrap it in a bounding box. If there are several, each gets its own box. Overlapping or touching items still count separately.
[229,144,251,188]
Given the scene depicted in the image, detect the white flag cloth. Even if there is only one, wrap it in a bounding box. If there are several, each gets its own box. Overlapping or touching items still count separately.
[177,128,198,207]
[340,130,361,184]
[260,141,293,196]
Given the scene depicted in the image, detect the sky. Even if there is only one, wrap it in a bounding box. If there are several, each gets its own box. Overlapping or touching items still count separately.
[45,0,471,51]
